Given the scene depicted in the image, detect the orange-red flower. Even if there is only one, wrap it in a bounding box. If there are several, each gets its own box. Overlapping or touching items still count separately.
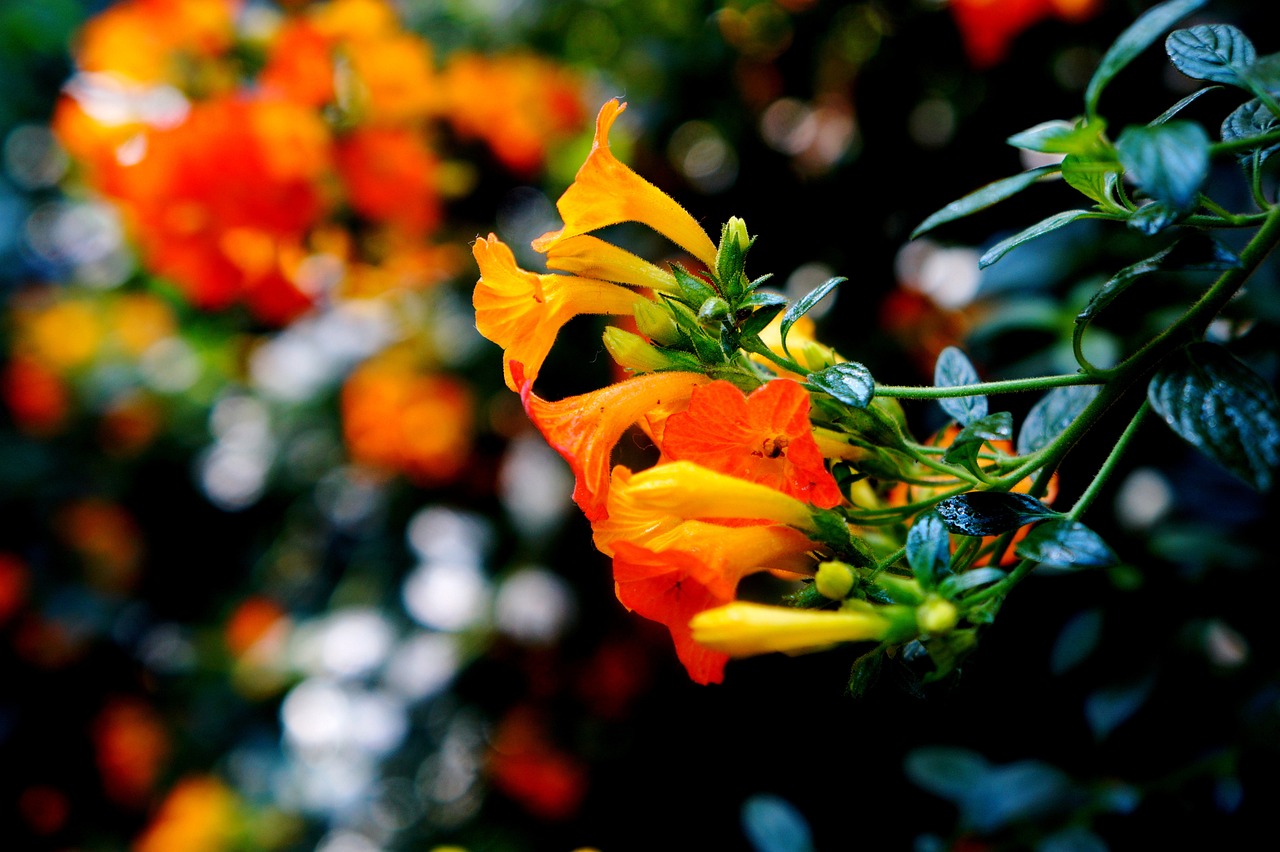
[334,126,442,237]
[532,99,718,269]
[661,378,843,508]
[515,363,709,521]
[948,0,1101,68]
[132,775,239,852]
[473,234,648,390]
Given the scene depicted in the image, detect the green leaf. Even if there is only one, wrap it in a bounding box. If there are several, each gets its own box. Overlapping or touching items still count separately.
[668,299,726,364]
[1245,53,1280,90]
[935,492,1059,536]
[779,276,844,356]
[846,646,884,698]
[1017,384,1101,455]
[1006,119,1105,155]
[937,567,1007,597]
[1085,673,1155,741]
[1015,520,1118,570]
[1152,86,1222,125]
[1222,98,1280,164]
[1085,0,1207,117]
[671,263,717,306]
[1115,121,1210,210]
[806,361,874,408]
[907,511,952,589]
[934,346,988,425]
[1126,200,1183,235]
[1147,342,1280,490]
[942,411,1013,472]
[910,166,1059,239]
[1050,609,1103,675]
[1165,25,1256,85]
[738,303,785,338]
[739,290,788,310]
[1061,154,1123,208]
[979,210,1097,269]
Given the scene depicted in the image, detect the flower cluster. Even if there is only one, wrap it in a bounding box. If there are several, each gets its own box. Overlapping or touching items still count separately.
[53,0,585,324]
[473,99,1052,685]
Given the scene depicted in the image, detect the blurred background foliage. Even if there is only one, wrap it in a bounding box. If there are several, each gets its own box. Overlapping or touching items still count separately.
[0,0,1277,850]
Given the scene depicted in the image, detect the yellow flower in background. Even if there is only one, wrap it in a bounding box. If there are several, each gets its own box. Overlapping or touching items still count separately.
[542,235,681,296]
[472,233,647,391]
[532,99,718,269]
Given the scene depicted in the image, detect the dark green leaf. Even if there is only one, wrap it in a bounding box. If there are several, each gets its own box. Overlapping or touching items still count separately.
[1126,200,1183,235]
[1085,0,1207,117]
[846,646,884,697]
[1165,25,1256,85]
[739,290,788,310]
[1051,609,1103,675]
[738,303,785,338]
[1016,519,1118,571]
[1152,86,1222,125]
[943,412,1014,474]
[1245,53,1280,90]
[1222,98,1280,164]
[1115,121,1210,210]
[1017,384,1101,455]
[935,492,1059,536]
[907,511,951,588]
[904,747,990,802]
[779,276,844,356]
[671,263,717,306]
[979,210,1097,269]
[938,567,1006,597]
[806,361,874,408]
[1061,154,1123,208]
[962,761,1075,834]
[910,166,1059,239]
[934,346,988,425]
[1148,342,1280,490]
[1085,673,1156,741]
[668,299,727,364]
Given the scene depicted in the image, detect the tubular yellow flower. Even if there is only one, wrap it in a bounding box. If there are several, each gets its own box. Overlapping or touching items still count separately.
[617,460,820,531]
[689,601,895,657]
[531,99,718,269]
[472,233,645,390]
[517,368,709,521]
[543,234,681,296]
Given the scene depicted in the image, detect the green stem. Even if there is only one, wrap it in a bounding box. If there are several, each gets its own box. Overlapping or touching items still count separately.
[874,372,1100,400]
[1068,400,1151,520]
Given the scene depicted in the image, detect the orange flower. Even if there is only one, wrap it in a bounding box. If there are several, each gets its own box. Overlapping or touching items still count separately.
[472,234,647,390]
[335,127,442,236]
[73,0,239,86]
[661,378,843,508]
[438,51,586,175]
[93,698,169,807]
[516,364,709,521]
[532,99,718,269]
[258,19,336,107]
[132,775,239,852]
[948,0,1101,68]
[342,357,474,485]
[486,705,587,821]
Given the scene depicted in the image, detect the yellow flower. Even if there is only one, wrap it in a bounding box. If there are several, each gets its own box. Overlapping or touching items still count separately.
[689,601,895,657]
[542,234,680,296]
[532,99,718,270]
[472,233,646,390]
[613,460,819,531]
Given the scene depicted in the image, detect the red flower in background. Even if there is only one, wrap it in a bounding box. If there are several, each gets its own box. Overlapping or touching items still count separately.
[948,0,1102,68]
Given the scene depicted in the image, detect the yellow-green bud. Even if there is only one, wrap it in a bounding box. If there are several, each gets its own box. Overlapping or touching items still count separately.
[632,299,681,346]
[916,594,959,635]
[727,216,750,252]
[603,326,682,373]
[814,560,855,600]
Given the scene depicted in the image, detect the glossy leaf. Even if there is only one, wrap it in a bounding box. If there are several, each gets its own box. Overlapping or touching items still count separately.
[1062,154,1123,208]
[1007,120,1104,155]
[934,346,987,425]
[1016,520,1118,570]
[938,567,1006,597]
[1115,121,1210,210]
[1166,25,1256,85]
[935,492,1059,536]
[906,511,951,588]
[1017,385,1101,456]
[943,411,1013,471]
[739,302,786,338]
[1085,673,1156,741]
[806,361,874,409]
[779,276,844,355]
[1147,342,1280,490]
[1127,200,1183,235]
[979,210,1097,269]
[1085,0,1207,117]
[910,166,1059,239]
[1222,98,1280,164]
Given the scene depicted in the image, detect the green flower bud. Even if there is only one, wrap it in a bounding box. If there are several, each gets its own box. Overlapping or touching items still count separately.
[698,296,731,322]
[632,299,681,346]
[603,326,684,373]
[916,594,959,635]
[815,560,855,600]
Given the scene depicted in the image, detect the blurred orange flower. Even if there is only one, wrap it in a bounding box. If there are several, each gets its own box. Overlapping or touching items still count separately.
[948,0,1102,68]
[93,698,170,807]
[132,775,240,852]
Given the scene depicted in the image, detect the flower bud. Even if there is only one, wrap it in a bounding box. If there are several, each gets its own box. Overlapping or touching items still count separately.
[698,296,731,323]
[814,560,855,600]
[603,326,684,373]
[632,299,681,346]
[916,594,959,635]
[726,216,750,252]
